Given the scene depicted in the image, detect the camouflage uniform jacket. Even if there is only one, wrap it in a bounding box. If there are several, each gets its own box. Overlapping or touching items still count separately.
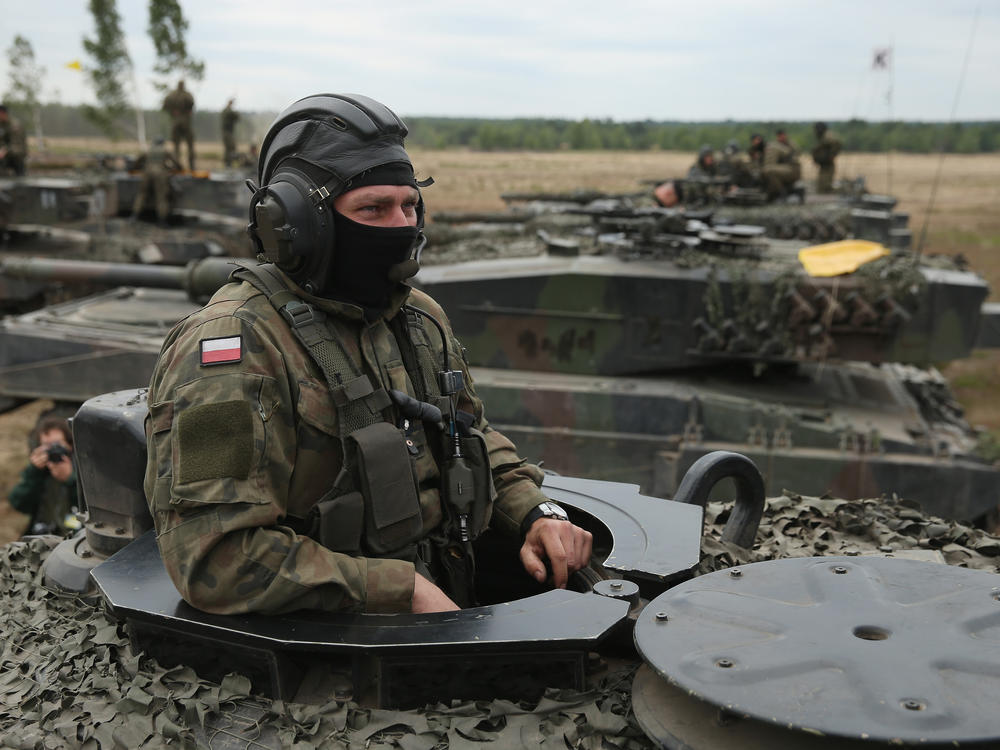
[221,106,239,135]
[763,138,800,169]
[0,116,26,159]
[144,269,547,616]
[686,159,717,180]
[811,131,842,166]
[140,141,179,176]
[162,89,195,125]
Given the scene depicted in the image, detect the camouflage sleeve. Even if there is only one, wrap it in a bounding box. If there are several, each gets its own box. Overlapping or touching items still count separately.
[144,303,414,616]
[411,292,547,537]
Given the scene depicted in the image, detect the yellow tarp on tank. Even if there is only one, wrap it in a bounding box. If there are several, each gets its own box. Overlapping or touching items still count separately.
[798,240,890,277]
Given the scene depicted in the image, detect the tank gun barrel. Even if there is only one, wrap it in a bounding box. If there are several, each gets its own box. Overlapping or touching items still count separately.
[0,256,238,302]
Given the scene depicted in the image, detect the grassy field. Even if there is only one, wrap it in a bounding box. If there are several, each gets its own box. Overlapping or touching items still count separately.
[0,143,998,543]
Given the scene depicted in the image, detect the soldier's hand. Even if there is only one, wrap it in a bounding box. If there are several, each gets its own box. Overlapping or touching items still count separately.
[411,572,460,613]
[29,445,49,470]
[520,519,593,589]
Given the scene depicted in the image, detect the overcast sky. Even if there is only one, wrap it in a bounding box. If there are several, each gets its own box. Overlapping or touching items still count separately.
[1,0,997,121]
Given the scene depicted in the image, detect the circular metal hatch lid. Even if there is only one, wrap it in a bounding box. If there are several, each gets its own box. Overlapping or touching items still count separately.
[634,556,1000,745]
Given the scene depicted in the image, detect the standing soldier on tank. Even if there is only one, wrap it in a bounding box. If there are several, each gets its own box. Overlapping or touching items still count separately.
[162,80,196,171]
[762,128,801,200]
[132,136,182,225]
[0,104,28,176]
[747,133,766,167]
[221,98,239,168]
[811,122,842,193]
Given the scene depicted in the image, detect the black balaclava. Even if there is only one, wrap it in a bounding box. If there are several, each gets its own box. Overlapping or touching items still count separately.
[252,94,429,312]
[324,163,421,315]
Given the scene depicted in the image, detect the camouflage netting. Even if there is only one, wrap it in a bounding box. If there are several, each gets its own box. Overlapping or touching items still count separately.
[2,493,999,749]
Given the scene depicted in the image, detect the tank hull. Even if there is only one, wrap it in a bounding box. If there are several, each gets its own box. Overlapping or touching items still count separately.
[472,365,999,521]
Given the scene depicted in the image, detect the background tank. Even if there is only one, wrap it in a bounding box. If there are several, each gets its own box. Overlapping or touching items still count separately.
[0,206,996,521]
[0,256,233,411]
[415,201,999,522]
[0,174,251,313]
[487,176,912,250]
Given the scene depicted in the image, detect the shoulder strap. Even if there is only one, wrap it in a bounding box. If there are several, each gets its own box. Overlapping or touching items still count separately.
[230,261,390,435]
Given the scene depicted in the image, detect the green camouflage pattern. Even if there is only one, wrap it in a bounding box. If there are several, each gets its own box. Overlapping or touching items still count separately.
[162,86,196,171]
[144,269,546,615]
[220,104,239,167]
[812,130,842,192]
[132,142,181,222]
[0,114,27,175]
[761,138,801,198]
[3,491,998,748]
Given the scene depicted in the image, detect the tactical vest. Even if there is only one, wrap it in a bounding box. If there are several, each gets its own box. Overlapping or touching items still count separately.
[230,262,495,563]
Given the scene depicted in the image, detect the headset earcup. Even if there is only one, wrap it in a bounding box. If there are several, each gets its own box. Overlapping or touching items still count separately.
[247,173,334,267]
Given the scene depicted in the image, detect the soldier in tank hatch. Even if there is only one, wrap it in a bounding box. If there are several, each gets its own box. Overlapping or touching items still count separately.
[144,93,593,616]
[131,136,182,225]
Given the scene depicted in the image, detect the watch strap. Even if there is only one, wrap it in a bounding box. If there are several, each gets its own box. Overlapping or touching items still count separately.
[520,501,569,538]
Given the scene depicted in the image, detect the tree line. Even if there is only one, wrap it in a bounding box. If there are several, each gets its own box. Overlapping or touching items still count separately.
[12,104,1000,154]
[406,117,1000,154]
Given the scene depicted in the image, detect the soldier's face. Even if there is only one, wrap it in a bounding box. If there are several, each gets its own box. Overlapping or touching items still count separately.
[333,185,420,228]
[653,181,679,207]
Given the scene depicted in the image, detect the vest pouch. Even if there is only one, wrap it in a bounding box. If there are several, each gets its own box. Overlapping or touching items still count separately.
[307,491,364,555]
[458,428,496,539]
[348,422,423,555]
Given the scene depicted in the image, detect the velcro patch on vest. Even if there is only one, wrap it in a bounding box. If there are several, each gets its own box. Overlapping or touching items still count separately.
[200,335,242,366]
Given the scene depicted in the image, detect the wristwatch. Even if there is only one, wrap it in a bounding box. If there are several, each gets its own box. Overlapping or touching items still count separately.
[521,501,570,537]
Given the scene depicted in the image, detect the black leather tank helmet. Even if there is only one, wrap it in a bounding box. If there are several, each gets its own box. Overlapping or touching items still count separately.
[247,93,428,295]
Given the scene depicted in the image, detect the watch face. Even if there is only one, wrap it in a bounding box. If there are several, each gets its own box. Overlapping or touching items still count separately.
[543,502,569,520]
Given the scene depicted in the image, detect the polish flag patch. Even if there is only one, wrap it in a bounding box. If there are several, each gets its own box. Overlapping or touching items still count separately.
[200,335,243,366]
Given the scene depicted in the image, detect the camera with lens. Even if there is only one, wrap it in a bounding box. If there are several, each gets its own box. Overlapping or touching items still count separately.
[45,443,70,463]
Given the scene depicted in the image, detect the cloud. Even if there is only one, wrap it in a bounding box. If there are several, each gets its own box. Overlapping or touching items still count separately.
[1,0,997,120]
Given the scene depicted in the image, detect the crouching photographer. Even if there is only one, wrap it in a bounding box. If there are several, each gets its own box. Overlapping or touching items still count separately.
[8,416,80,536]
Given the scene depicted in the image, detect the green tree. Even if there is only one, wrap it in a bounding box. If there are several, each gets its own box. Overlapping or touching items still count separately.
[148,0,205,91]
[4,35,46,142]
[82,0,133,138]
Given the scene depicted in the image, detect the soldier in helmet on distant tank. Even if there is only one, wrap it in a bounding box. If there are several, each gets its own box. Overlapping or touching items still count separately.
[162,80,196,171]
[811,122,842,193]
[687,145,718,179]
[143,93,593,617]
[131,136,182,225]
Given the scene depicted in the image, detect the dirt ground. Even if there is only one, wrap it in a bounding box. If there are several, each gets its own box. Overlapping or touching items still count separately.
[1,145,998,544]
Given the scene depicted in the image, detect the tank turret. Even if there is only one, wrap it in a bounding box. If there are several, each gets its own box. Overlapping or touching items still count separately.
[415,191,999,522]
[0,257,240,405]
